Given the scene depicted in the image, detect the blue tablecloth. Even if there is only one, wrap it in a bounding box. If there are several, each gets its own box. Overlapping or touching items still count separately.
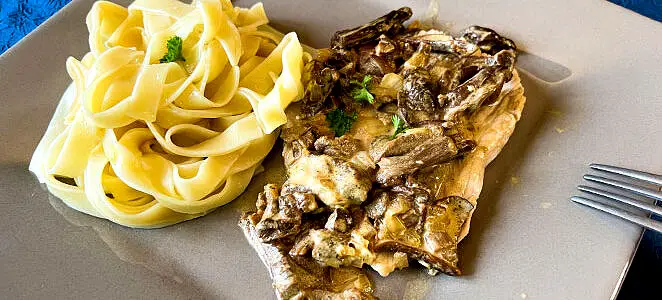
[0,1,73,52]
[0,0,660,298]
[611,0,662,21]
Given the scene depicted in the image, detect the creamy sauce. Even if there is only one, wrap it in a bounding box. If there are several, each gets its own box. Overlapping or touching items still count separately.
[287,155,368,207]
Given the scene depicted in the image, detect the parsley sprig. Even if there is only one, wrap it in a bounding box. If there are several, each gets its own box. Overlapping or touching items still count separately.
[350,75,375,104]
[159,36,185,63]
[326,108,357,137]
[391,115,409,139]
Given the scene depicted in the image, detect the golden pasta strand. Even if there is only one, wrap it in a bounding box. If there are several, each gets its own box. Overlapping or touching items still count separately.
[29,0,305,228]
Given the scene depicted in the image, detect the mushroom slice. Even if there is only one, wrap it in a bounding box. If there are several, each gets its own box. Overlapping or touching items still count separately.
[331,7,413,49]
[239,217,376,300]
[459,25,517,55]
[372,194,474,275]
[440,65,512,121]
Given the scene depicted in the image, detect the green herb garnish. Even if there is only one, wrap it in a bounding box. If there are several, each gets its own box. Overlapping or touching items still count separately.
[159,36,185,63]
[326,108,358,137]
[391,115,409,139]
[350,75,375,104]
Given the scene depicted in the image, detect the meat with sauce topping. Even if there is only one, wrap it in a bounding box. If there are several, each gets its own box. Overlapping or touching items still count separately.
[240,6,520,300]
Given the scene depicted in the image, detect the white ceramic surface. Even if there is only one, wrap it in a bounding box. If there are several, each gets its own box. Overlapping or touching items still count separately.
[2,0,662,299]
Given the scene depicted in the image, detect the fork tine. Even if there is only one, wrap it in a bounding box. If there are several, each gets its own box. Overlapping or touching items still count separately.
[583,175,662,201]
[590,163,662,186]
[577,185,662,216]
[571,196,662,232]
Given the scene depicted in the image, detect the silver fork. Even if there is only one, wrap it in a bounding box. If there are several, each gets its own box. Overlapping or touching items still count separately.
[571,164,662,233]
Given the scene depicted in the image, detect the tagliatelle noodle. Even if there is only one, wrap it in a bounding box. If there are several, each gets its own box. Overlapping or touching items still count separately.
[29,0,306,228]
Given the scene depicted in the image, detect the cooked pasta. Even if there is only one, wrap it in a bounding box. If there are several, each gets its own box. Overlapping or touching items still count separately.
[29,0,306,228]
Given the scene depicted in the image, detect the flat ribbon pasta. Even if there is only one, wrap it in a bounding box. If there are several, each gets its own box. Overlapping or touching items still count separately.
[29,0,305,228]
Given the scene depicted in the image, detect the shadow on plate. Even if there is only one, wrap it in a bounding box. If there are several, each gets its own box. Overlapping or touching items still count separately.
[46,193,218,299]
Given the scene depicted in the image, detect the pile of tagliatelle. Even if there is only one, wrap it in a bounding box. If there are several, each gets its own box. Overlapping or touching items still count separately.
[29,0,309,228]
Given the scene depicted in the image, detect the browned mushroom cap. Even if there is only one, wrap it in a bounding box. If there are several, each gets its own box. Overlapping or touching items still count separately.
[252,184,302,243]
[331,7,413,49]
[372,195,474,275]
[301,60,340,116]
[439,49,516,121]
[439,66,511,121]
[239,216,376,300]
[396,45,446,124]
[251,184,323,243]
[398,37,479,57]
[461,49,516,72]
[460,25,517,55]
[358,45,396,76]
[399,69,438,112]
[370,126,460,187]
[324,207,354,233]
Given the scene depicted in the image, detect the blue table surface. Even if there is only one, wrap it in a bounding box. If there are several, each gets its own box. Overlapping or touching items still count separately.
[1,0,660,298]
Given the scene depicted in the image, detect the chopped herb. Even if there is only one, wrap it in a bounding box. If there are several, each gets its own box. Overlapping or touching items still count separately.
[391,115,409,139]
[350,75,375,104]
[159,36,185,63]
[326,108,358,137]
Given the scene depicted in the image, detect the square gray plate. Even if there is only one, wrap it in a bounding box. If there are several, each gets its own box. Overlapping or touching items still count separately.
[2,0,662,299]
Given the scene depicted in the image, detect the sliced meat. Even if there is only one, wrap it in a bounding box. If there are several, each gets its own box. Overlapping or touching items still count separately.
[241,9,523,296]
[331,7,413,49]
